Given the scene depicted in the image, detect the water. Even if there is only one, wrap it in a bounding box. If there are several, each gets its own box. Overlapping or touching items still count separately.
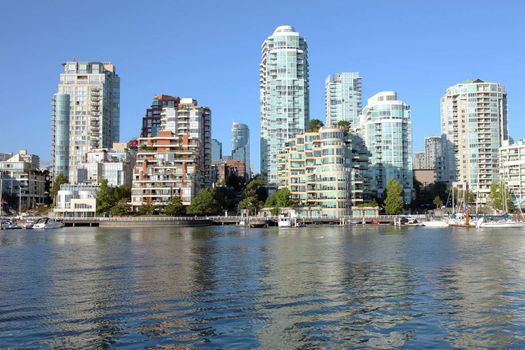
[1,225,525,349]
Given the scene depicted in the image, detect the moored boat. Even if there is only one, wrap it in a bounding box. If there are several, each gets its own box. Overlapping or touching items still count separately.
[33,218,64,230]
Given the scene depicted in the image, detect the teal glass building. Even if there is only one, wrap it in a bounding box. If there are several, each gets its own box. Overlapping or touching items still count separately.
[260,25,309,185]
[361,91,413,204]
[325,72,362,128]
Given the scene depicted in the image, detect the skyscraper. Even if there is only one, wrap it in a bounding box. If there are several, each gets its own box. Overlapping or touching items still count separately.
[325,72,362,128]
[141,95,180,137]
[51,61,120,181]
[441,79,508,196]
[361,91,413,203]
[231,122,250,178]
[260,25,309,185]
[211,139,222,162]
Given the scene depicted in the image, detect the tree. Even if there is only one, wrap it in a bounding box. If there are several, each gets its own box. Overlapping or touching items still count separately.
[336,120,351,135]
[50,173,68,206]
[384,178,404,214]
[433,196,443,209]
[187,188,221,215]
[111,199,130,216]
[265,188,294,210]
[307,119,324,132]
[165,196,185,216]
[97,179,113,214]
[490,182,514,211]
[138,202,154,215]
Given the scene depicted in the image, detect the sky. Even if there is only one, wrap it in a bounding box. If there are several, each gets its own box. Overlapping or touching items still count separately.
[1,0,524,172]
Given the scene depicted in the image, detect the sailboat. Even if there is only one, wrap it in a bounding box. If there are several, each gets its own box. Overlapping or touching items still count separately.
[476,184,525,228]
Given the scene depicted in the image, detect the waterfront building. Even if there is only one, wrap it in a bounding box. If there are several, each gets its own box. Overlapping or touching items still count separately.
[441,79,508,197]
[0,150,47,209]
[141,95,180,137]
[54,183,99,218]
[349,132,370,206]
[212,159,247,186]
[325,72,362,128]
[131,98,211,209]
[231,122,250,178]
[211,139,222,162]
[260,25,309,185]
[277,127,352,217]
[74,144,135,187]
[51,61,120,181]
[413,136,445,183]
[499,140,525,208]
[361,91,413,203]
[414,169,437,188]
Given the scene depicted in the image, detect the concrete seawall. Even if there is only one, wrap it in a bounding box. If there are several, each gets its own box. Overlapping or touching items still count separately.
[97,217,212,228]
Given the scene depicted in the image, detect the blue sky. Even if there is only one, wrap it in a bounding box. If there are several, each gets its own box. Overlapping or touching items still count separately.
[1,0,524,171]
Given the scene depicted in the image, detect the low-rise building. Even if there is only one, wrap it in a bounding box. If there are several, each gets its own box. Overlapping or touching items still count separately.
[499,140,525,208]
[277,127,353,217]
[0,150,47,209]
[74,144,135,186]
[414,169,437,187]
[211,159,246,186]
[54,184,99,218]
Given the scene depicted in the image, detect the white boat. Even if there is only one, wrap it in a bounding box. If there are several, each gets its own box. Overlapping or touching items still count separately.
[476,217,525,228]
[33,218,64,230]
[1,220,20,230]
[422,220,449,228]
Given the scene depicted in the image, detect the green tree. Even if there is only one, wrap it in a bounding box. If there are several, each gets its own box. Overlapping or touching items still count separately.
[490,182,514,211]
[111,199,130,216]
[336,120,351,135]
[433,195,443,209]
[138,202,154,215]
[97,179,113,214]
[384,178,404,214]
[165,196,185,216]
[50,173,68,206]
[265,188,294,211]
[187,188,221,215]
[307,119,324,132]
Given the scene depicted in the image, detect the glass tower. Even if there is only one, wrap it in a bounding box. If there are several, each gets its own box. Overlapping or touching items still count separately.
[260,25,309,185]
[51,61,120,181]
[361,91,413,203]
[231,122,250,178]
[441,79,508,197]
[325,72,362,128]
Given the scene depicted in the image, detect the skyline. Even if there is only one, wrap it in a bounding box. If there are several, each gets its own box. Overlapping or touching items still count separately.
[1,1,525,173]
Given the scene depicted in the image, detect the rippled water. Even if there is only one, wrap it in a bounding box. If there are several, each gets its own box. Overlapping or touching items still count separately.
[1,225,525,348]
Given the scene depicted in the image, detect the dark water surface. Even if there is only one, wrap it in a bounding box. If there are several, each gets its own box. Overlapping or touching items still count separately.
[1,225,525,348]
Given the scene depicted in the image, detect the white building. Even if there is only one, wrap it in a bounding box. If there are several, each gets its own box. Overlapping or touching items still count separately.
[52,61,120,181]
[54,184,99,218]
[499,140,525,208]
[441,79,508,196]
[325,72,362,128]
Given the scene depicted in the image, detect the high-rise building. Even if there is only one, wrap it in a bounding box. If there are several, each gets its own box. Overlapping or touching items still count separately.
[131,98,212,209]
[141,95,180,137]
[413,152,426,170]
[413,136,445,182]
[325,72,362,128]
[499,140,525,208]
[361,91,413,203]
[211,139,223,162]
[260,25,309,185]
[51,61,120,181]
[441,79,508,196]
[231,122,250,178]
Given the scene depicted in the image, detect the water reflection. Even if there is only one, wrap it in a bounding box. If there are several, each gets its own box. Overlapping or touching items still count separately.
[0,226,524,348]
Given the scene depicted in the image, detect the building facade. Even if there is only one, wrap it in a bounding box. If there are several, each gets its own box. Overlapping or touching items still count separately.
[231,122,250,178]
[413,152,426,170]
[361,91,413,203]
[74,145,135,187]
[54,184,99,218]
[0,150,47,209]
[51,61,120,181]
[441,79,508,197]
[211,139,222,162]
[277,127,353,217]
[131,98,211,209]
[499,140,525,208]
[260,25,309,185]
[141,95,180,137]
[325,72,362,128]
[211,159,247,186]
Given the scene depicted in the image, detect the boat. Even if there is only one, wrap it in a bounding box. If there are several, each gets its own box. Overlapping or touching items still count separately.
[1,220,20,230]
[278,211,298,228]
[33,218,64,229]
[475,217,525,228]
[422,220,449,228]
